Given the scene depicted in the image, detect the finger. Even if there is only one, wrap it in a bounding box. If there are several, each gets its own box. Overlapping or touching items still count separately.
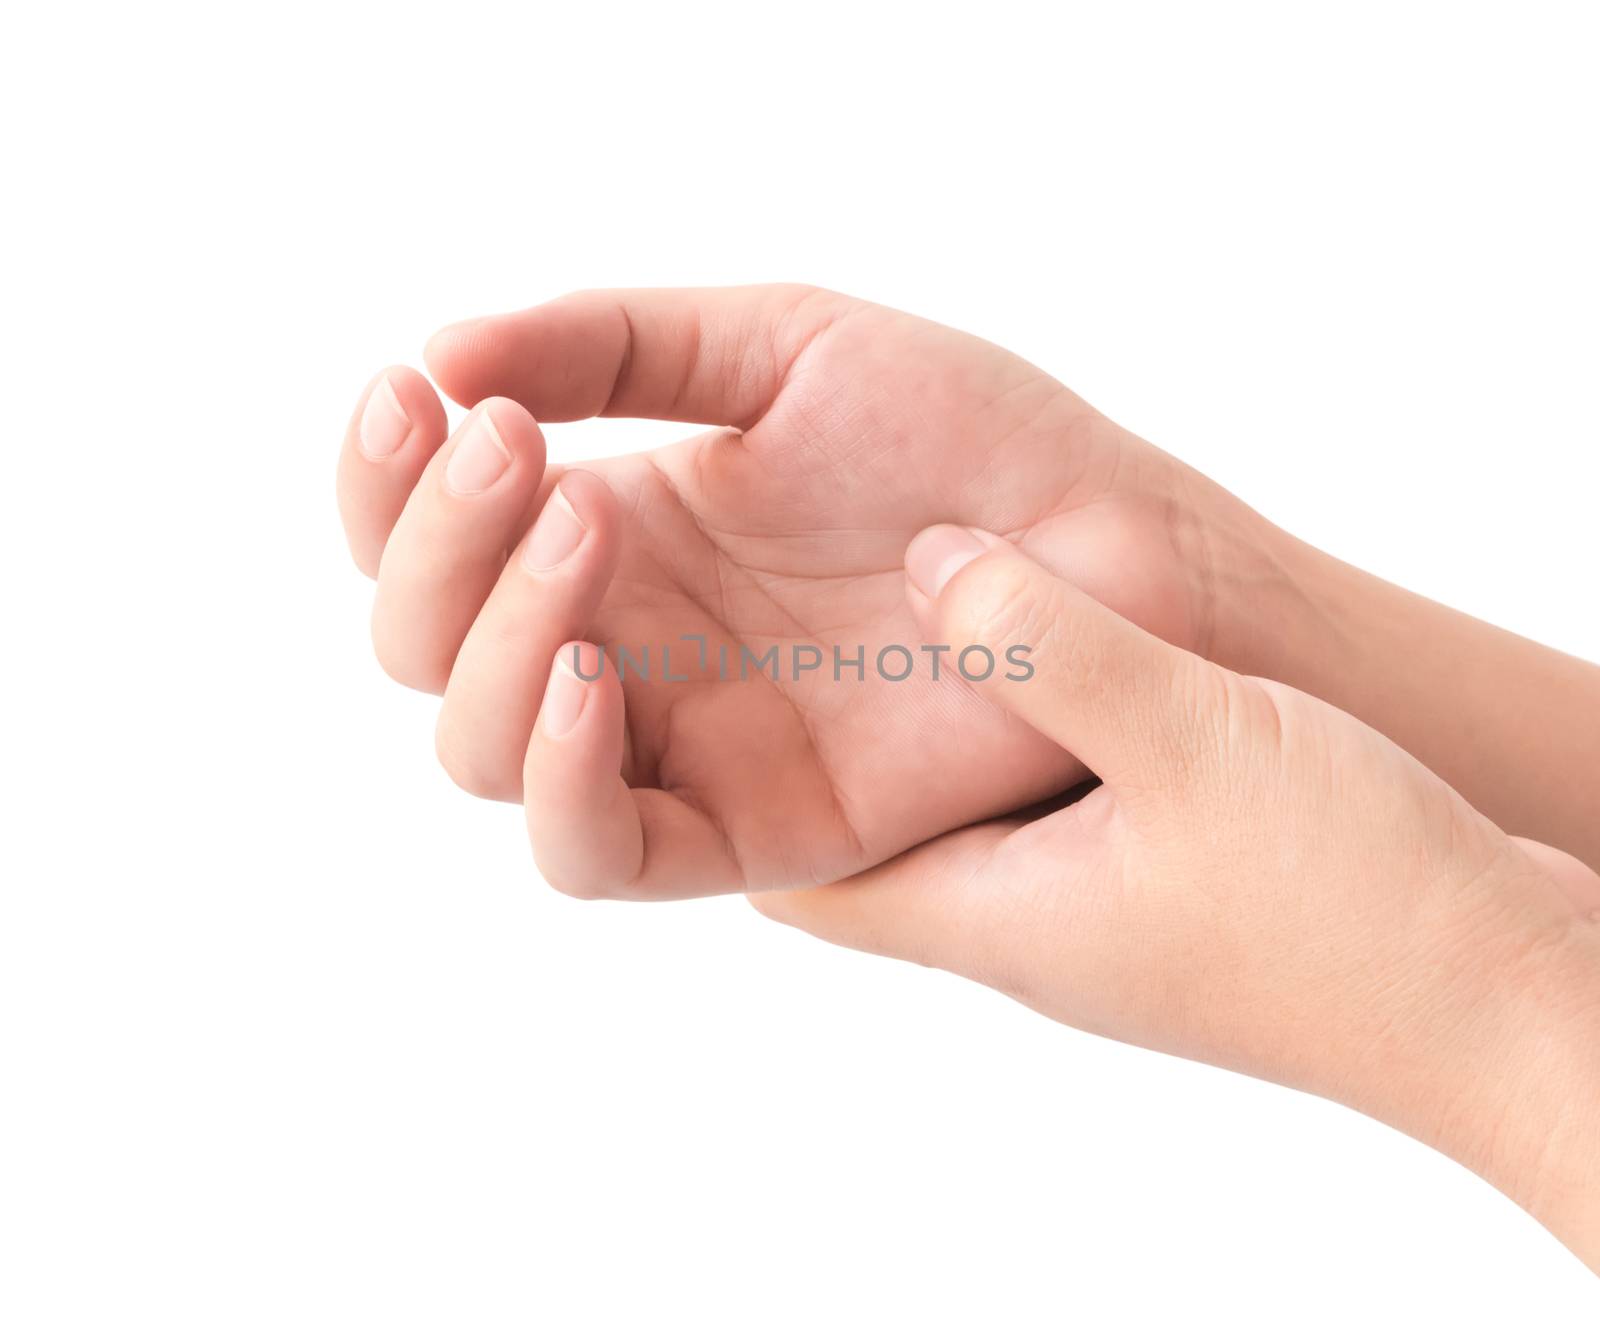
[336,366,449,577]
[750,778,1120,970]
[434,470,622,802]
[524,644,745,900]
[370,398,547,693]
[750,824,1020,969]
[904,525,1224,793]
[423,284,855,428]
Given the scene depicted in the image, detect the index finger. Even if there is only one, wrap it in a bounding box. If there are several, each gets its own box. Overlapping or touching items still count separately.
[423,283,858,430]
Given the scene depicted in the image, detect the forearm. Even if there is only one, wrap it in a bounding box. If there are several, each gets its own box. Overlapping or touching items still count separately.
[1216,520,1600,873]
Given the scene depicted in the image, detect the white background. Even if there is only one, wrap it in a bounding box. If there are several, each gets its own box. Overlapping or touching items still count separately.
[3,1,1597,1311]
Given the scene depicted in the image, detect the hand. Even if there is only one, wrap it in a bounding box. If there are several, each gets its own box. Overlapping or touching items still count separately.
[337,286,1279,896]
[752,527,1600,1268]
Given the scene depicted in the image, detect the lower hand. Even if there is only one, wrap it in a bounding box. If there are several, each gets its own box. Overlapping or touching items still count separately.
[752,526,1600,1269]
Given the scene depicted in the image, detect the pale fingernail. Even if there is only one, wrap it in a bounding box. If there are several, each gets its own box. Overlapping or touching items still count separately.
[542,646,594,737]
[445,409,511,494]
[523,485,587,571]
[358,375,410,459]
[906,525,988,597]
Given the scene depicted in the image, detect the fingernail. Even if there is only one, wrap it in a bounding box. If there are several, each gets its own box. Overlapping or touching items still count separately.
[358,375,410,459]
[542,647,592,737]
[906,525,988,597]
[445,408,511,494]
[523,485,587,571]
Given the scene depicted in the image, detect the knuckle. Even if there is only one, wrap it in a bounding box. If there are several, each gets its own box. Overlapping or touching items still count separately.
[349,544,380,580]
[371,634,448,695]
[775,280,842,310]
[532,853,611,902]
[1187,664,1239,753]
[370,609,449,694]
[433,719,516,803]
[1143,663,1261,799]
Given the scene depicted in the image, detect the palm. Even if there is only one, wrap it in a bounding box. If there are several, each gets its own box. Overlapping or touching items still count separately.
[544,298,1212,887]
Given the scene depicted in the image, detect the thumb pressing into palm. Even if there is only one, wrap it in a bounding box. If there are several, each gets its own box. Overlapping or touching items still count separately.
[751,525,1231,1031]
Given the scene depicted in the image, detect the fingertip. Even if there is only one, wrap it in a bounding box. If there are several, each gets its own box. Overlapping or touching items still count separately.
[348,363,444,466]
[473,395,547,470]
[425,315,509,407]
[380,363,447,436]
[339,364,450,577]
[518,468,619,575]
[524,644,647,899]
[424,316,480,358]
[552,466,619,527]
[423,318,478,401]
[903,525,1019,653]
[538,641,604,740]
[530,640,628,779]
[904,524,1007,599]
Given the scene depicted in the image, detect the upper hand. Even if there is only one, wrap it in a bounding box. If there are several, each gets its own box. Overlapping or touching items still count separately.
[337,285,1267,896]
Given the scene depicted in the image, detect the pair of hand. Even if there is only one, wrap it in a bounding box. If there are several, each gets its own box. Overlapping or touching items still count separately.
[337,285,1600,1266]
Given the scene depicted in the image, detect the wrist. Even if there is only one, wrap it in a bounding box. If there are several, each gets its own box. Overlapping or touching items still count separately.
[1389,876,1600,1270]
[1191,485,1600,875]
[1177,479,1345,690]
[1174,472,1600,1266]
[1457,933,1600,1268]
[1187,488,1402,721]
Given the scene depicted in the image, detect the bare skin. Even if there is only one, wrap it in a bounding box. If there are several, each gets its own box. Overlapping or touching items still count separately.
[337,286,1600,1265]
[753,530,1600,1271]
[336,284,1600,896]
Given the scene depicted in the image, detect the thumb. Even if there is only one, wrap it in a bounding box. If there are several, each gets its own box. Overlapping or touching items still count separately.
[753,523,1222,967]
[905,525,1222,795]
